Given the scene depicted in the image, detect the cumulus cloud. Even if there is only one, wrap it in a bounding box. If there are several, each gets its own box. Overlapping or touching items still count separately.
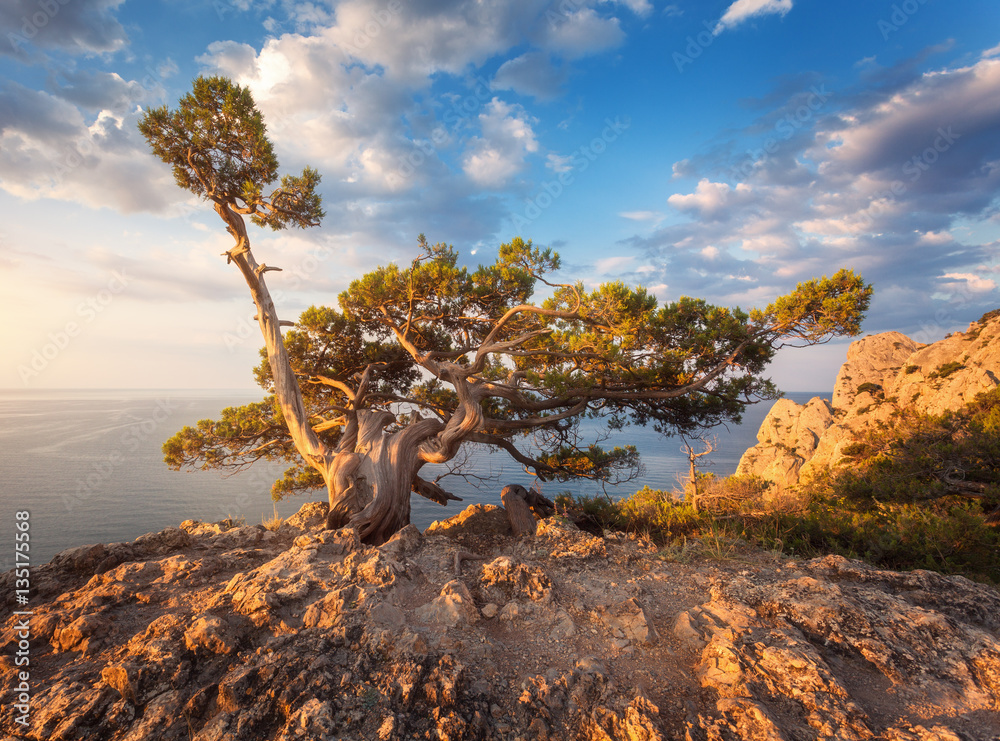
[311,0,637,81]
[940,272,997,294]
[198,35,422,193]
[595,255,635,274]
[0,82,176,212]
[462,99,539,187]
[667,179,755,220]
[615,0,654,17]
[714,0,793,35]
[0,0,128,57]
[47,70,146,111]
[323,0,531,82]
[192,0,637,201]
[622,53,1000,334]
[541,7,625,59]
[1,0,647,281]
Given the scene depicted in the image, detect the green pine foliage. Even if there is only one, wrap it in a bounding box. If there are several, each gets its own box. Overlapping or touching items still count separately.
[139,75,324,229]
[146,75,872,513]
[162,232,870,501]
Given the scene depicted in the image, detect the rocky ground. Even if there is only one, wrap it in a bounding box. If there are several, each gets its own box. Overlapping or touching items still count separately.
[2,501,1000,740]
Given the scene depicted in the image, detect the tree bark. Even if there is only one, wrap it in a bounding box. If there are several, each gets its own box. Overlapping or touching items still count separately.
[216,201,330,473]
[323,412,447,544]
[212,205,451,544]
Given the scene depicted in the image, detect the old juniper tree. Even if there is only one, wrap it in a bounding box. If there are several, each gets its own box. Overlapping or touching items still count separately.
[143,76,872,544]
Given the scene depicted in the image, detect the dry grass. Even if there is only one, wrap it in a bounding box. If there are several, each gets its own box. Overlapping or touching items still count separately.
[261,504,284,532]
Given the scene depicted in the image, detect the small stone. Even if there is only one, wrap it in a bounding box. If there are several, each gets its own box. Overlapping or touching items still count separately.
[528,717,549,740]
[184,615,235,655]
[499,601,521,620]
[377,715,396,740]
[575,656,606,676]
[416,580,479,628]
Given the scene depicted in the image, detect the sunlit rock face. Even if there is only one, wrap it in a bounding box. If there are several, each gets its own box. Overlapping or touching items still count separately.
[678,554,1000,741]
[2,501,1000,740]
[737,314,1000,491]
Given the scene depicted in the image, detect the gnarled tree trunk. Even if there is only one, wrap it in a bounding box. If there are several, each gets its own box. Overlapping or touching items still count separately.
[213,205,458,545]
[324,411,446,544]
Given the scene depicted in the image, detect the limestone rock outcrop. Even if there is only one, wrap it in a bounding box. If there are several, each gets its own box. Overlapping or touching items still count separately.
[2,501,999,739]
[737,313,1000,490]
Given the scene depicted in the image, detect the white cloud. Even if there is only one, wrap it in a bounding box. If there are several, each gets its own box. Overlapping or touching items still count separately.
[917,231,953,245]
[0,83,175,212]
[462,99,538,188]
[193,2,634,195]
[646,283,669,300]
[326,1,493,80]
[313,0,633,80]
[198,36,417,192]
[595,256,635,273]
[547,153,574,173]
[624,52,1000,335]
[613,0,654,18]
[323,0,545,82]
[714,0,793,35]
[671,158,694,178]
[542,8,625,59]
[667,179,754,220]
[619,210,664,222]
[982,43,1000,59]
[48,70,147,111]
[940,272,997,294]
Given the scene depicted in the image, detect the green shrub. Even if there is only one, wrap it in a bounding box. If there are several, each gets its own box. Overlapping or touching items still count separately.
[977,308,1000,325]
[554,491,624,530]
[856,382,883,396]
[618,487,704,537]
[776,497,1000,581]
[840,441,868,458]
[555,488,705,542]
[553,391,1000,582]
[928,361,964,379]
[904,364,920,374]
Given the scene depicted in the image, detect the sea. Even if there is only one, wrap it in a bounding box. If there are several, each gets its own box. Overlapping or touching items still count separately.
[0,389,825,568]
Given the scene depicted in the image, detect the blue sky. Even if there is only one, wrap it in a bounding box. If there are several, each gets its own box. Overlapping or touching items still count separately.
[1,0,998,392]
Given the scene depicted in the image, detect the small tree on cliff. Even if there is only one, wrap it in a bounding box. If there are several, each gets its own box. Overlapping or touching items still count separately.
[143,76,873,544]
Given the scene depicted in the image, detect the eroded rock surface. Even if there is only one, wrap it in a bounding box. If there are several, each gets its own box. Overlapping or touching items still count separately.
[1,504,999,740]
[737,314,1000,491]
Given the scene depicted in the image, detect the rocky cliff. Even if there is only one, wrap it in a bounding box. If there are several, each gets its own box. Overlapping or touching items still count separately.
[736,312,1000,490]
[2,502,1000,740]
